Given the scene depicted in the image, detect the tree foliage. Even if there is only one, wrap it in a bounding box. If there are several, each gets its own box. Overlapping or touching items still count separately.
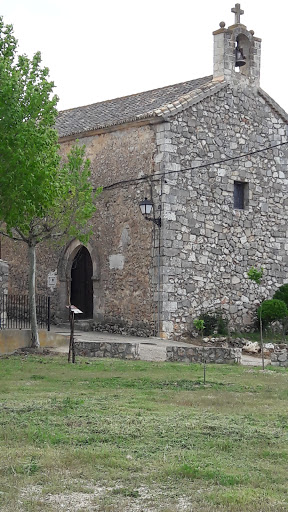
[11,143,101,248]
[0,17,101,347]
[258,299,288,325]
[273,284,288,308]
[0,18,60,234]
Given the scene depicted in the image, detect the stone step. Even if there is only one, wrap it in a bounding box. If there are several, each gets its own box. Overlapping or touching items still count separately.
[56,320,93,332]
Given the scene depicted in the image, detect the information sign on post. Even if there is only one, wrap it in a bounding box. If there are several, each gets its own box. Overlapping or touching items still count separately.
[66,305,83,363]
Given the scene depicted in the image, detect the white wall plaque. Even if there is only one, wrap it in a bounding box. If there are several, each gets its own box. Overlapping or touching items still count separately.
[47,271,57,291]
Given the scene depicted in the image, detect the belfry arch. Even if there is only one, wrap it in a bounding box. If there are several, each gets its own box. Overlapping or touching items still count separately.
[235,33,251,77]
[57,239,101,322]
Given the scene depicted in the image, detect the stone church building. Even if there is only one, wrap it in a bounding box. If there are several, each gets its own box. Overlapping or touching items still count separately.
[2,4,288,338]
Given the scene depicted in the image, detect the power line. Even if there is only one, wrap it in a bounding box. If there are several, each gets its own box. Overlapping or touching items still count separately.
[100,140,288,192]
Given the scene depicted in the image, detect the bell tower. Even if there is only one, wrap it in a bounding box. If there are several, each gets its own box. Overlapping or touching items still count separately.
[213,4,261,87]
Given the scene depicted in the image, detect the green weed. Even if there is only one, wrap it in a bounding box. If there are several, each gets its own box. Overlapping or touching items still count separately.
[0,354,288,511]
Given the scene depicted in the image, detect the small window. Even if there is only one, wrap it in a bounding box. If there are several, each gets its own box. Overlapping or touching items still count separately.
[234,181,248,210]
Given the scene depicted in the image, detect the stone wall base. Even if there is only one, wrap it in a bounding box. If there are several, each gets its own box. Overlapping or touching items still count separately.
[270,346,288,367]
[74,341,140,360]
[166,345,242,364]
[91,321,153,338]
[69,319,154,337]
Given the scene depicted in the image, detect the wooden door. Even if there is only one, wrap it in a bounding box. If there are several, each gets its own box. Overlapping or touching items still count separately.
[70,247,93,319]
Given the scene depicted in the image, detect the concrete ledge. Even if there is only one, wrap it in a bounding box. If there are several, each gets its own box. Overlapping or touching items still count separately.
[166,345,242,364]
[0,329,69,355]
[74,341,140,360]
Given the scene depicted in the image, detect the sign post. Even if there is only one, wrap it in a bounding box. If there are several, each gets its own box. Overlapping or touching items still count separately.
[66,305,83,363]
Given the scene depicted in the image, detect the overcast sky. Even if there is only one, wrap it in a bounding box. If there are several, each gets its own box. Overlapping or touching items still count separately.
[1,0,287,112]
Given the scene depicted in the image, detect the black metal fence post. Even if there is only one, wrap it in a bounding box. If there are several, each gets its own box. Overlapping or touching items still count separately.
[0,294,50,330]
[47,296,51,331]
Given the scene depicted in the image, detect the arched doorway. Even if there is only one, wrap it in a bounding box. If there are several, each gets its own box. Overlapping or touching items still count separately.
[70,246,93,319]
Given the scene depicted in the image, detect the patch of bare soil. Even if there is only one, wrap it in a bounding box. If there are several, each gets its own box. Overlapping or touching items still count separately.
[16,483,193,512]
[1,347,56,359]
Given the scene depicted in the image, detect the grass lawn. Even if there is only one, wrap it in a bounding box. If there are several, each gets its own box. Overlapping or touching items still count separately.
[0,354,288,511]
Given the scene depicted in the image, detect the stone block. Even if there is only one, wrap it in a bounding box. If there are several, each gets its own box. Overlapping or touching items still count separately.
[277,351,287,362]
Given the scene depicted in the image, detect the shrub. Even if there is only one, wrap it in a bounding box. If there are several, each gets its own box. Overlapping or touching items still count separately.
[193,318,205,333]
[199,312,228,336]
[198,313,217,335]
[273,284,288,307]
[258,299,288,325]
[247,266,263,285]
[217,314,228,336]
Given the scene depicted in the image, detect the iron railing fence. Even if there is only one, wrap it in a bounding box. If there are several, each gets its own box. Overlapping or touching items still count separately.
[0,294,50,330]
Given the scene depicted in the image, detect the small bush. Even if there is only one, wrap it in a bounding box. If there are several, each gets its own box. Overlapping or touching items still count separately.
[247,266,263,284]
[193,318,205,333]
[217,314,228,336]
[198,313,217,335]
[258,299,288,325]
[199,312,228,336]
[273,284,288,307]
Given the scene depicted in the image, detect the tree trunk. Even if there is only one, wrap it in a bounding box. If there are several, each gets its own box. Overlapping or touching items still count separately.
[28,243,40,348]
[259,308,265,371]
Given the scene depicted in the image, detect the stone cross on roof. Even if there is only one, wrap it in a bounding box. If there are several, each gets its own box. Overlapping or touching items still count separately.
[231,3,244,24]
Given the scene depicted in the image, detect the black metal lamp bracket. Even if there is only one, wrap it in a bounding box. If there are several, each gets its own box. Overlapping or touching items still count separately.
[144,216,161,227]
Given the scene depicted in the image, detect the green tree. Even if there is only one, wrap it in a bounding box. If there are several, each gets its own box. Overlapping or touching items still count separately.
[259,299,288,327]
[248,270,288,338]
[273,284,288,335]
[273,284,288,307]
[0,18,101,348]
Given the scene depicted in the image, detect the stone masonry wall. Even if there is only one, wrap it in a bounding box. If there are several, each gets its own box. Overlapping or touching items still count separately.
[270,345,288,367]
[1,236,61,322]
[74,341,140,360]
[156,84,288,338]
[59,125,157,333]
[2,124,158,334]
[166,345,242,364]
[0,260,9,295]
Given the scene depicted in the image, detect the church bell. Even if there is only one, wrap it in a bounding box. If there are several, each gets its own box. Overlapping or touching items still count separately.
[235,45,246,67]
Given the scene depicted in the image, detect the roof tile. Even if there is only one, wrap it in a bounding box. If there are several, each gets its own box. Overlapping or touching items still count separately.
[56,75,213,138]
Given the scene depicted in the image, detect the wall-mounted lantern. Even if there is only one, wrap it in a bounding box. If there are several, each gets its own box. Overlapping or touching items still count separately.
[139,198,161,227]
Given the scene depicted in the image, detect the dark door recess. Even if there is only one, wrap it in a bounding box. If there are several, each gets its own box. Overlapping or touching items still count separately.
[70,246,93,319]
